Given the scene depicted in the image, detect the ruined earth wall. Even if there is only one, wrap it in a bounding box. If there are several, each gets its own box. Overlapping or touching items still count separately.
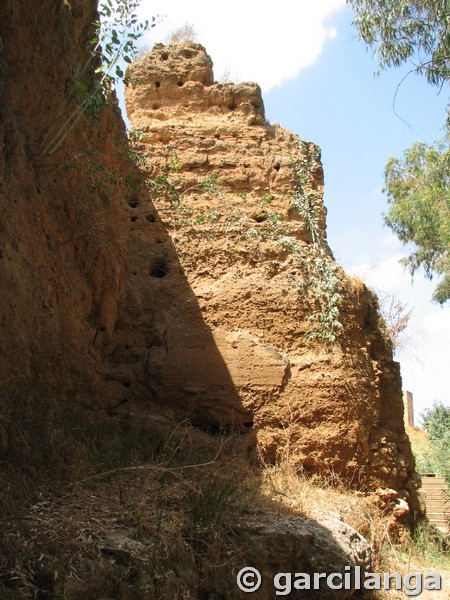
[0,0,134,405]
[0,4,421,517]
[120,42,421,512]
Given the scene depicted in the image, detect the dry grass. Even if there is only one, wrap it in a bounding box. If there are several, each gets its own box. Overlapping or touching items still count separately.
[1,391,448,598]
[258,458,450,598]
[259,460,384,556]
[0,401,254,599]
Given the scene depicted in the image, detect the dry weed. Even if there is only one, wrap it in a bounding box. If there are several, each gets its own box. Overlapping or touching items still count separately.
[258,458,450,597]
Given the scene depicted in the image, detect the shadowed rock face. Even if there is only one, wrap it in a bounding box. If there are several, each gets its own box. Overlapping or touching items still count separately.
[241,512,371,600]
[122,41,421,511]
[0,0,131,402]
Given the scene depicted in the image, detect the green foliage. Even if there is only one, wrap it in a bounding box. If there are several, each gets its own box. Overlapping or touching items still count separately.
[303,252,343,344]
[200,173,221,193]
[143,153,182,205]
[422,401,450,445]
[86,0,155,114]
[412,520,450,568]
[412,401,450,483]
[291,143,343,344]
[383,139,450,304]
[412,437,450,482]
[291,147,324,246]
[348,0,450,87]
[348,1,450,304]
[39,0,154,157]
[95,0,153,88]
[194,209,219,224]
[140,152,223,207]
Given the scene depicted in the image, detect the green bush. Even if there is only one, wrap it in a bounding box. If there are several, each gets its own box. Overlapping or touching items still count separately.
[412,520,450,568]
[415,402,450,483]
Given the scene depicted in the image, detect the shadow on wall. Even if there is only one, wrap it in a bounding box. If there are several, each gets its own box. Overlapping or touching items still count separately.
[100,194,254,433]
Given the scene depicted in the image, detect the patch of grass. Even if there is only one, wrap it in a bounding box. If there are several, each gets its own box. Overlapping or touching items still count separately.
[410,520,450,569]
[259,458,450,597]
[2,391,447,599]
[0,400,253,598]
[0,389,168,514]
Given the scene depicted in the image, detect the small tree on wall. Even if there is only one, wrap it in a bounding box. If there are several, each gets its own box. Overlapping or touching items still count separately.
[166,23,198,45]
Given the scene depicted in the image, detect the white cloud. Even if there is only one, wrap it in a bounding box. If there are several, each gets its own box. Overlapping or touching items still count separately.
[347,253,409,293]
[137,0,346,91]
[347,253,450,421]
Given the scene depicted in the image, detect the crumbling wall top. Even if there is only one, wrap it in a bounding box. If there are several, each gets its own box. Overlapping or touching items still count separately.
[126,42,266,126]
[130,42,214,87]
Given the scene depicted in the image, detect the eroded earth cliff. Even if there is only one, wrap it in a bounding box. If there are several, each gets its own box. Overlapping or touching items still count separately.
[1,0,419,525]
[119,42,420,508]
[0,2,428,596]
[0,0,132,406]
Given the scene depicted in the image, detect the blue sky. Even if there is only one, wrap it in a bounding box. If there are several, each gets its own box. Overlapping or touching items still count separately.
[264,7,448,251]
[128,0,449,421]
[263,6,449,421]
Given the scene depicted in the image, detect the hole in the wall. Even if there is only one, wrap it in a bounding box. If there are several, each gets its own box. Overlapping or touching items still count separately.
[128,199,139,208]
[152,103,160,110]
[228,101,237,111]
[149,335,164,348]
[177,81,184,87]
[214,133,221,139]
[243,421,254,429]
[273,163,281,171]
[122,381,131,388]
[130,215,138,222]
[155,81,161,88]
[253,213,268,223]
[160,51,169,61]
[149,257,168,278]
[181,49,195,59]
[145,213,156,223]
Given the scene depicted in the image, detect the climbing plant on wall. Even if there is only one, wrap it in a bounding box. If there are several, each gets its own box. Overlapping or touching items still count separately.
[39,0,155,157]
[290,143,343,345]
